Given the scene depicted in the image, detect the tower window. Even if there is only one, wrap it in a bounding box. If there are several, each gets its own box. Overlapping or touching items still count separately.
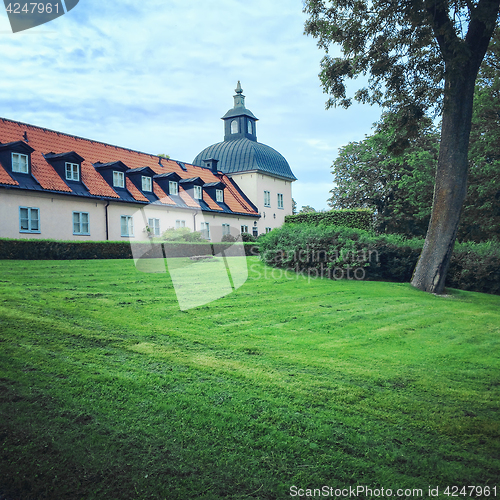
[264,190,271,207]
[231,119,238,134]
[247,120,252,134]
[277,193,284,209]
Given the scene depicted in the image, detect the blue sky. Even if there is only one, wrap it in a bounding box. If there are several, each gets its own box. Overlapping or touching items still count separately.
[0,0,382,211]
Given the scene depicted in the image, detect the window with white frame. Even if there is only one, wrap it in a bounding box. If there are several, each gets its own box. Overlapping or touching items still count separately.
[142,176,152,192]
[194,185,202,200]
[231,119,238,134]
[73,212,89,235]
[277,193,284,209]
[113,171,124,188]
[65,162,80,181]
[19,207,40,233]
[120,215,134,237]
[240,225,249,234]
[216,189,223,203]
[169,181,178,195]
[222,223,230,235]
[147,218,160,236]
[12,153,28,173]
[264,190,271,207]
[175,220,186,228]
[200,221,210,239]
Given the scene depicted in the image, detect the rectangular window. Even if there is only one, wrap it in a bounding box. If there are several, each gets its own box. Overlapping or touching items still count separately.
[194,185,202,200]
[113,171,124,188]
[222,223,230,235]
[264,190,271,207]
[142,176,152,192]
[265,227,272,233]
[169,181,178,195]
[19,207,40,233]
[65,162,80,181]
[240,225,249,234]
[147,218,160,236]
[121,215,134,237]
[73,212,90,235]
[12,153,28,173]
[277,193,284,209]
[200,221,210,239]
[216,189,224,203]
[175,220,186,229]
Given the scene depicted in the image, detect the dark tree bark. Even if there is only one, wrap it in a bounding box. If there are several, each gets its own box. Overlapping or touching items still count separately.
[412,0,500,293]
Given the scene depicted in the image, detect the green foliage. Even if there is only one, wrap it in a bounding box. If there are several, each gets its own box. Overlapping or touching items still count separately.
[0,258,499,498]
[298,204,316,213]
[240,232,256,242]
[160,227,203,242]
[328,116,438,237]
[258,224,500,294]
[285,209,373,231]
[460,29,500,241]
[0,238,259,259]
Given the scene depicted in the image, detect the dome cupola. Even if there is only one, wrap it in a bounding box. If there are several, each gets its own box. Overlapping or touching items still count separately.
[193,82,296,181]
[221,81,258,142]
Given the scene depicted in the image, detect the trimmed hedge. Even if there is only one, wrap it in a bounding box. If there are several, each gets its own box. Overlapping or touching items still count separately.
[285,209,373,231]
[0,239,259,260]
[258,224,500,295]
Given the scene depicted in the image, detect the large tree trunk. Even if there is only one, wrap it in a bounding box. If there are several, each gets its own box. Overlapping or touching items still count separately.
[411,72,476,294]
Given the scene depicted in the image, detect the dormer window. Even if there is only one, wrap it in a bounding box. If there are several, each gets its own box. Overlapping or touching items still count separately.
[169,181,178,195]
[141,176,152,192]
[65,162,80,181]
[194,185,202,200]
[113,171,125,188]
[216,189,223,202]
[12,153,28,173]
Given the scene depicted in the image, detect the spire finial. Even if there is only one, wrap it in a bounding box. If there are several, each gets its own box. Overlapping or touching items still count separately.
[233,81,245,108]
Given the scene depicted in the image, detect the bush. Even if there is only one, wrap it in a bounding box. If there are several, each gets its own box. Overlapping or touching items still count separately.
[221,234,237,243]
[241,232,256,242]
[0,238,260,260]
[285,209,373,231]
[160,227,203,242]
[258,223,500,295]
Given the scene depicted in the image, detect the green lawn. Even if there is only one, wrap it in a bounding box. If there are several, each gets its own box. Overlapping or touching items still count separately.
[0,257,499,500]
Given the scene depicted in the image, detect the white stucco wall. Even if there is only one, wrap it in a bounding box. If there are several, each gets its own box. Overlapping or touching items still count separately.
[228,172,293,234]
[0,189,259,241]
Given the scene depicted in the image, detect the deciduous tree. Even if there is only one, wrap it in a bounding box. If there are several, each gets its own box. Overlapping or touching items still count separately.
[304,0,500,293]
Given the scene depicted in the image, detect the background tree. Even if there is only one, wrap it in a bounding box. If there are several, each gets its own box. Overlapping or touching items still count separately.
[304,0,500,293]
[292,198,298,215]
[329,115,438,237]
[461,29,500,241]
[299,205,316,213]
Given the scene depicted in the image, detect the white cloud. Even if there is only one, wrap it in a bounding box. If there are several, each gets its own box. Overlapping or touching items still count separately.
[0,0,383,209]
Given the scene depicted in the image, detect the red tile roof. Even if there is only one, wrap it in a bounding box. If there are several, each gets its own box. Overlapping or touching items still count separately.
[0,162,18,185]
[203,191,223,211]
[153,181,175,205]
[0,118,259,216]
[178,186,200,208]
